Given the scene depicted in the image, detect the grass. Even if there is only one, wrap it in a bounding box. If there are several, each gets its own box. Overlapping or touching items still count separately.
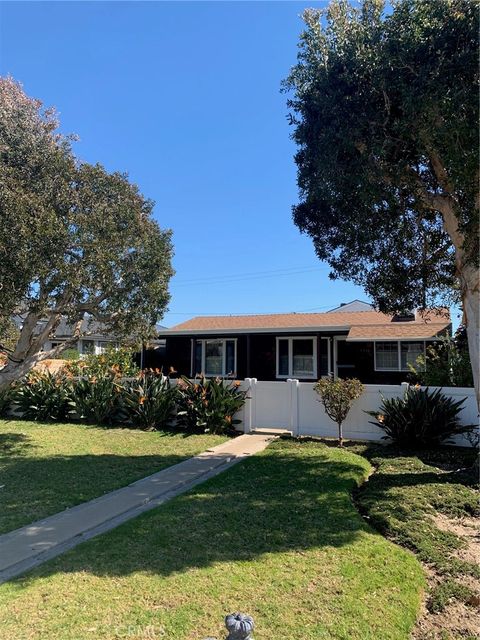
[351,442,479,619]
[0,439,424,640]
[0,419,227,534]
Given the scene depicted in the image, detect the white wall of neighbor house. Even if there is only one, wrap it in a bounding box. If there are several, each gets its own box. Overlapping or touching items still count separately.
[45,339,118,356]
[234,379,478,447]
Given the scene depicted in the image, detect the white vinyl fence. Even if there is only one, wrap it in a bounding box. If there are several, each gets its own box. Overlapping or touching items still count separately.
[235,379,478,447]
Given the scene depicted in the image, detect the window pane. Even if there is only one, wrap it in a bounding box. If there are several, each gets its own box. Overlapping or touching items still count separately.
[226,340,235,376]
[81,340,94,355]
[205,340,223,376]
[292,339,314,377]
[400,342,424,370]
[194,341,202,375]
[375,342,398,370]
[278,339,289,376]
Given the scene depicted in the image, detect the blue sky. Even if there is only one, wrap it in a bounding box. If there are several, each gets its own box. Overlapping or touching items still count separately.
[0,1,460,329]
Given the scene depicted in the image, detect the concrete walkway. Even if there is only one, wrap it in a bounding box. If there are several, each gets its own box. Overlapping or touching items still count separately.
[0,433,275,584]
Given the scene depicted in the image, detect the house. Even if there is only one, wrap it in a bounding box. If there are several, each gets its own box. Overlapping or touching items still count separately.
[157,301,451,384]
[37,316,166,358]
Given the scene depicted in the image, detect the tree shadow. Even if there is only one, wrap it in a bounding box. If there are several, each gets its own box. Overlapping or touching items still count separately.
[12,444,374,584]
[0,432,35,457]
[0,452,195,535]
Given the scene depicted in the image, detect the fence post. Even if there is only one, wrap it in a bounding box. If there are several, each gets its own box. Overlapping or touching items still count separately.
[244,378,257,434]
[288,379,299,436]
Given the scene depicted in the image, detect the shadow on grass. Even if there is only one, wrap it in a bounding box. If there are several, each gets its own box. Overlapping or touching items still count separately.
[0,453,194,535]
[13,443,373,583]
[0,432,35,457]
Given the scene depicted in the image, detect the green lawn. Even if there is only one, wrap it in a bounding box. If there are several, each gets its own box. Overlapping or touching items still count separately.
[0,419,227,534]
[0,440,424,640]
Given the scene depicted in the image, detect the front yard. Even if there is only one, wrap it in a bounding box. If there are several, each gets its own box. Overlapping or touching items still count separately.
[0,440,424,640]
[0,419,227,534]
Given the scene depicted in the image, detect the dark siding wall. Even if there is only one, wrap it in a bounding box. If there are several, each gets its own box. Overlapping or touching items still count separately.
[165,337,192,376]
[250,334,276,380]
[164,334,411,384]
[338,342,410,384]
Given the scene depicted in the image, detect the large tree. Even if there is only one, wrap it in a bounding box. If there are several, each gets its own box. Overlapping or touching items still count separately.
[284,0,479,403]
[0,77,174,388]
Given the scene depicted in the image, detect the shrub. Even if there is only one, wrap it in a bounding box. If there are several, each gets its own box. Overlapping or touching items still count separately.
[314,376,364,446]
[71,375,121,425]
[65,346,139,379]
[15,371,73,421]
[120,371,176,431]
[0,384,13,417]
[61,348,80,361]
[408,331,473,388]
[367,386,474,447]
[175,376,247,434]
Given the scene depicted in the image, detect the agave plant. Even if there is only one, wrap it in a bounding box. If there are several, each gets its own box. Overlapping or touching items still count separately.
[175,375,247,434]
[15,371,73,422]
[367,386,474,447]
[120,371,176,431]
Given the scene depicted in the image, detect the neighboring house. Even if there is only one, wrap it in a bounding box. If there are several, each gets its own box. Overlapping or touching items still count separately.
[39,317,165,357]
[157,301,451,384]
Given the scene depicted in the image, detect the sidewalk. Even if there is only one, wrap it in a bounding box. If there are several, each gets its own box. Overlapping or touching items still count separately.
[0,433,275,584]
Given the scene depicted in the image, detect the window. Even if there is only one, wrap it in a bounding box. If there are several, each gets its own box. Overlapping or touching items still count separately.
[375,341,426,371]
[192,339,237,377]
[375,342,399,370]
[276,337,317,379]
[400,342,424,370]
[81,340,94,355]
[97,341,111,354]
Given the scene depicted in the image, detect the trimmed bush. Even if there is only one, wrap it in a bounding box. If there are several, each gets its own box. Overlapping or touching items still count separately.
[120,372,176,431]
[314,376,364,446]
[14,371,73,422]
[175,375,247,434]
[367,386,474,447]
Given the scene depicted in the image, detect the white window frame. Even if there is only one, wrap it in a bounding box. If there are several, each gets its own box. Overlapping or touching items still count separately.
[191,339,237,377]
[276,336,318,380]
[374,340,426,372]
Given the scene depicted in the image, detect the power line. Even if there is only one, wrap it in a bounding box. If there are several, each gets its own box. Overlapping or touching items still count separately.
[165,304,334,316]
[172,266,329,287]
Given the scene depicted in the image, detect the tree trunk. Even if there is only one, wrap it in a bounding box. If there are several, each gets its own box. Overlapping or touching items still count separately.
[338,421,344,447]
[461,266,480,409]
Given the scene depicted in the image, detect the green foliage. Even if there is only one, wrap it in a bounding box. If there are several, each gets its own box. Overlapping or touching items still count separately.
[65,346,139,379]
[60,348,80,361]
[408,331,473,388]
[367,386,473,447]
[120,372,176,431]
[428,578,476,614]
[175,376,247,434]
[314,376,364,445]
[0,383,13,417]
[0,77,173,387]
[14,371,73,422]
[71,375,121,425]
[284,0,478,311]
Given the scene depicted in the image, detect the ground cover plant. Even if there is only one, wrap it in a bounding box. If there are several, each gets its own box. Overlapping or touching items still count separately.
[352,442,479,639]
[0,419,227,534]
[0,440,424,640]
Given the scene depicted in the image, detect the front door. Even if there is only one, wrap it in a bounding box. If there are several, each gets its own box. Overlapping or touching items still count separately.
[334,337,356,379]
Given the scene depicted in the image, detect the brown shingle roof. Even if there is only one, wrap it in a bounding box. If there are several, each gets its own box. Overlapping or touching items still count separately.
[347,323,449,340]
[166,308,450,335]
